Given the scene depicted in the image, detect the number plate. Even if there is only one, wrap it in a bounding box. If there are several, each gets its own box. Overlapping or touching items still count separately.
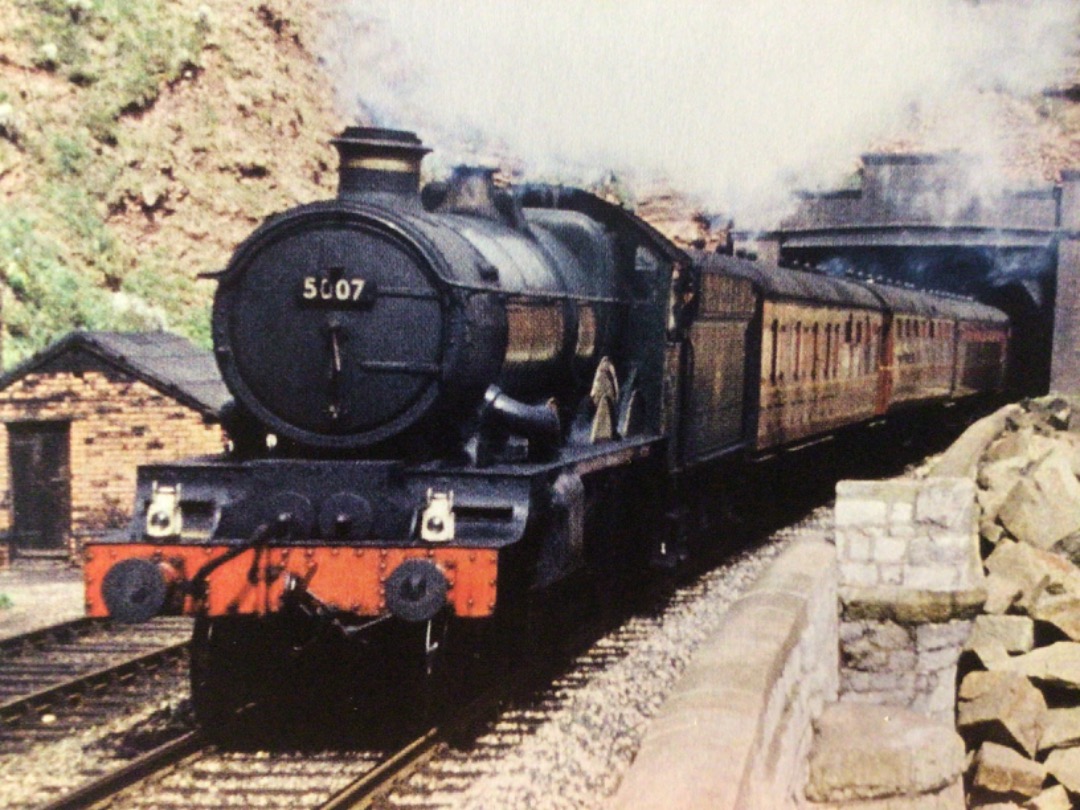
[299,275,376,308]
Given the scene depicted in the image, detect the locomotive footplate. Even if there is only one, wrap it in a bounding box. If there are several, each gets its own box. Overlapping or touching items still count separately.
[82,440,660,625]
[84,542,499,621]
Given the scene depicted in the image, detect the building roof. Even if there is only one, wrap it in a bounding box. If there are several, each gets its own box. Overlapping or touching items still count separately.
[0,331,230,418]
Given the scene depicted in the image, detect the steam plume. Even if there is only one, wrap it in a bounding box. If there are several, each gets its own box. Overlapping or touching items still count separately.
[323,1,1078,227]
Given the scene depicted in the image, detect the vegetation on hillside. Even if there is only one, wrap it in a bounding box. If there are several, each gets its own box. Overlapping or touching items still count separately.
[0,0,341,366]
[1,0,211,364]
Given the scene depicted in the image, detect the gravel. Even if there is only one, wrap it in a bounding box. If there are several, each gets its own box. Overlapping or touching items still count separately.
[0,511,834,809]
[388,506,833,810]
[0,687,193,809]
[0,560,84,641]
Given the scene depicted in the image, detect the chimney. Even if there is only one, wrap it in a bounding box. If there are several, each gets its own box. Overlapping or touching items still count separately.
[331,127,430,198]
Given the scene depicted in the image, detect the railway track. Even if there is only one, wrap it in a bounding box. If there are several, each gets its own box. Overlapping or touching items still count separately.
[0,617,191,732]
[5,505,836,809]
[372,508,832,809]
[29,593,622,809]
[37,699,484,810]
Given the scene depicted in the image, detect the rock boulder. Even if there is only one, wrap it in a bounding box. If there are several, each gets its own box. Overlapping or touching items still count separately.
[970,741,1046,801]
[957,671,1046,757]
[806,703,965,803]
[996,449,1080,551]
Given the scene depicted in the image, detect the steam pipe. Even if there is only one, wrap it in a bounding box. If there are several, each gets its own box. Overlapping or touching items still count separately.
[481,385,562,444]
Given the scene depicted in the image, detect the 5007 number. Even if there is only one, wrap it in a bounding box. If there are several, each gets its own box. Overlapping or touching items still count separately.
[301,277,367,303]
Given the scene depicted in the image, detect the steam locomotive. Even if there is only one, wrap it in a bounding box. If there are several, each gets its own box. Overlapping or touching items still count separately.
[83,128,1009,723]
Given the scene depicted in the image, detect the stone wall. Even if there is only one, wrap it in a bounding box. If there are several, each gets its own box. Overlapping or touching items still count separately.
[834,477,985,723]
[0,364,224,555]
[1052,171,1080,394]
[609,538,838,810]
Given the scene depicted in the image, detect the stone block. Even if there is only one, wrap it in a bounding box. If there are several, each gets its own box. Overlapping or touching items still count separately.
[929,403,1021,478]
[917,620,974,652]
[912,668,962,723]
[839,531,875,562]
[1038,707,1080,752]
[841,669,915,696]
[970,741,1047,801]
[957,671,1047,757]
[967,615,1035,655]
[842,620,912,664]
[875,536,908,563]
[878,563,903,586]
[835,493,889,527]
[805,703,965,803]
[908,536,942,567]
[1024,785,1072,810]
[1025,596,1080,644]
[839,562,880,588]
[891,500,915,524]
[967,641,1012,671]
[1044,746,1080,795]
[984,575,1022,615]
[805,781,964,809]
[902,565,957,591]
[841,586,986,624]
[997,448,1080,550]
[915,478,976,530]
[984,541,1080,639]
[994,642,1080,690]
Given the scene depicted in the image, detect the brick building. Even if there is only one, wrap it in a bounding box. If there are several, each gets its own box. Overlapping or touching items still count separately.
[0,331,228,562]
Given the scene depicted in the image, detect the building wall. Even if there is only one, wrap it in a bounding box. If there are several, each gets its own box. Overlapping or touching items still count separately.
[0,359,223,554]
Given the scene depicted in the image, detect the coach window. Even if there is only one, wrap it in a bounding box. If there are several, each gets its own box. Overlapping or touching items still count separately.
[794,323,802,380]
[811,324,820,380]
[769,319,779,385]
[832,324,840,378]
[854,321,863,376]
[825,326,833,380]
[865,318,875,371]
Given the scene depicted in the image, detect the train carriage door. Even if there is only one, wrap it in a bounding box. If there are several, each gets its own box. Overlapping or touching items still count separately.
[877,313,894,414]
[8,420,71,555]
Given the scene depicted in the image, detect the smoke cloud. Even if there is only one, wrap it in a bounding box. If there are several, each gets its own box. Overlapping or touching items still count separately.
[323,1,1078,227]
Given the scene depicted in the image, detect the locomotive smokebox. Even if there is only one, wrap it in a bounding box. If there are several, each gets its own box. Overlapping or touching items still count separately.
[331,126,430,197]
